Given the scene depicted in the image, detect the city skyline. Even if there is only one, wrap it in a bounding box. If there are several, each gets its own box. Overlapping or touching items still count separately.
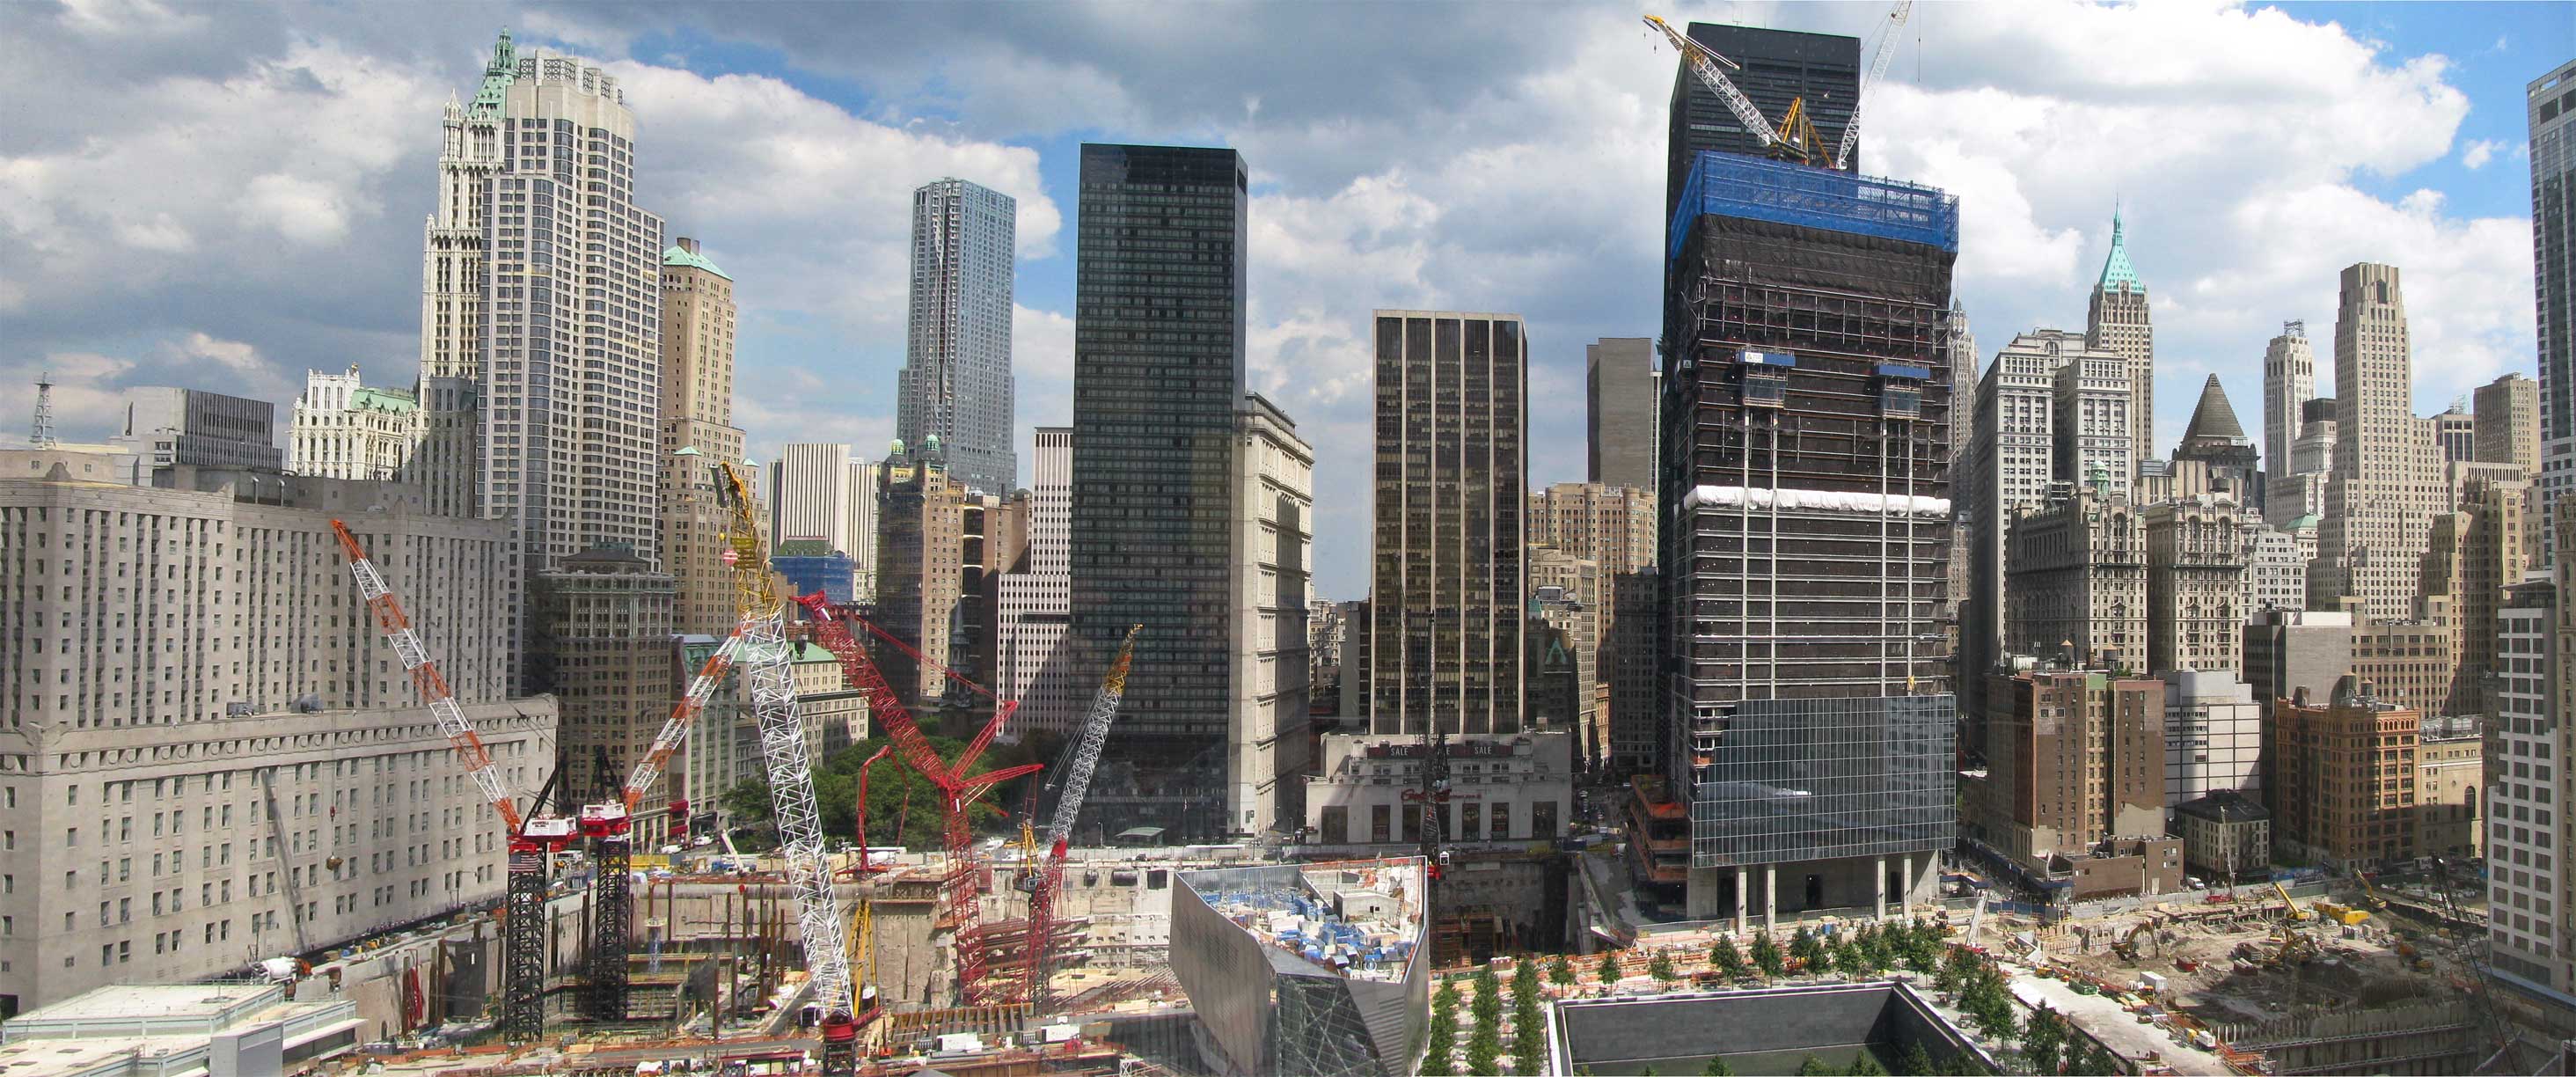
[3,3,2554,602]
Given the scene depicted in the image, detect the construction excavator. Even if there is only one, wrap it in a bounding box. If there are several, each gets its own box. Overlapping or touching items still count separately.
[2111,921,2158,963]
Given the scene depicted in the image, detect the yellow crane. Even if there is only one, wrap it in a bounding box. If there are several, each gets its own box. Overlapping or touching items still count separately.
[2272,881,2312,921]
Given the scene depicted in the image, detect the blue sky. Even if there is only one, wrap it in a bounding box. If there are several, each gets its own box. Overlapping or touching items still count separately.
[2,1,2558,599]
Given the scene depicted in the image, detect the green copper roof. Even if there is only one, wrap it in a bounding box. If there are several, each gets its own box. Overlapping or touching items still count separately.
[2097,209,2143,293]
[349,386,416,414]
[672,445,701,457]
[2287,512,2321,531]
[468,31,516,120]
[663,245,732,281]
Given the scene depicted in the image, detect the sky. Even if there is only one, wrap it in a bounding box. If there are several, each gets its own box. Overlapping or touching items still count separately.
[3,0,2565,600]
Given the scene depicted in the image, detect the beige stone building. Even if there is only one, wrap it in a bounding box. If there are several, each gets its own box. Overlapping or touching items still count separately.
[657,238,747,638]
[0,460,550,1011]
[2085,211,2155,471]
[1528,546,1603,744]
[2146,495,2245,673]
[2006,488,2147,672]
[874,442,970,710]
[2315,263,2447,621]
[1527,482,1655,574]
[2474,371,2540,475]
[1229,397,1316,836]
[288,366,416,482]
[2421,473,2532,716]
[2349,620,2455,720]
[2416,715,2484,860]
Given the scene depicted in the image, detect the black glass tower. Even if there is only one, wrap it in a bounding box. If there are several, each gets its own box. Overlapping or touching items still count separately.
[1664,22,1862,221]
[1069,143,1249,841]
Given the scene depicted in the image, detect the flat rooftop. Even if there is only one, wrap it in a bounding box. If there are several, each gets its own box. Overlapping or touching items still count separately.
[1182,859,1424,982]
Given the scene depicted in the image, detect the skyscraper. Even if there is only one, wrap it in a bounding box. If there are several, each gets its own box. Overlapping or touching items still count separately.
[2533,61,2575,565]
[2086,210,2155,473]
[1366,310,1530,737]
[413,33,516,520]
[2476,371,2541,475]
[2261,322,2316,528]
[473,45,666,574]
[1664,23,1861,219]
[657,238,746,637]
[2315,263,2443,620]
[1656,150,1958,922]
[1069,143,1254,840]
[1586,337,1656,489]
[997,428,1079,735]
[767,443,874,601]
[896,179,1018,496]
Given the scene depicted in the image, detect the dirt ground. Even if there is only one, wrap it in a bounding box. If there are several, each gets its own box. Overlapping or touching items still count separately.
[2035,897,2469,1029]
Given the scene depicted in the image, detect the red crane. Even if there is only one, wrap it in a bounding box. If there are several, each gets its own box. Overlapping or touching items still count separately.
[793,593,1040,1004]
[985,626,1141,1010]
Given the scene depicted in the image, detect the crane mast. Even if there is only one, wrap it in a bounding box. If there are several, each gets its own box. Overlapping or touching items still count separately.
[332,520,567,1044]
[1832,2,1914,172]
[794,594,1042,1005]
[1644,15,1782,151]
[1008,626,1142,1010]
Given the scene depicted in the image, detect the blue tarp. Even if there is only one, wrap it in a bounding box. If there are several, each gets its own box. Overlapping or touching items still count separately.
[1670,151,1960,263]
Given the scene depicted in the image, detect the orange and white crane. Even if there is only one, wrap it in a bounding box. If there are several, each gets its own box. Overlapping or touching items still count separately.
[1832,3,1914,172]
[332,520,570,1043]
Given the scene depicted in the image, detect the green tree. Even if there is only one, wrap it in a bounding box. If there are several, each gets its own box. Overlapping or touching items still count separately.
[1702,1057,1737,1077]
[1465,1022,1502,1076]
[1437,979,1462,1013]
[1790,926,1825,968]
[1549,953,1577,988]
[1425,997,1459,1076]
[1795,1055,1837,1076]
[1936,946,1976,996]
[1893,1041,1937,1076]
[2065,1041,2118,1076]
[721,730,1047,854]
[1513,1016,1546,1076]
[1752,933,1786,977]
[1710,935,1745,978]
[1473,964,1504,1027]
[2021,1002,2067,1075]
[1513,957,1542,1006]
[1848,1051,1890,1077]
[1834,936,1871,978]
[1648,950,1680,984]
[1598,951,1622,985]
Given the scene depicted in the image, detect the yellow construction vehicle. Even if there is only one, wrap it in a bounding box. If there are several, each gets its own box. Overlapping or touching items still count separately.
[2356,871,2389,911]
[2312,900,2371,927]
[2272,882,2312,921]
[2111,922,2155,963]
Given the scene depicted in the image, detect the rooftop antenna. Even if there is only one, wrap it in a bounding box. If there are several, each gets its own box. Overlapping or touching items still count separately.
[32,370,56,449]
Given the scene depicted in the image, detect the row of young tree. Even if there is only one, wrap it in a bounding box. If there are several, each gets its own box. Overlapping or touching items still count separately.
[1448,927,2127,1075]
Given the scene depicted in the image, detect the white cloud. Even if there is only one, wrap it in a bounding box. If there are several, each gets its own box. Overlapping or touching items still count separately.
[2463,139,2505,169]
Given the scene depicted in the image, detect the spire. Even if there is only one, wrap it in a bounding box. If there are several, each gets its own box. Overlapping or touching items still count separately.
[2180,374,2249,445]
[467,29,517,119]
[2097,205,2142,293]
[31,370,55,449]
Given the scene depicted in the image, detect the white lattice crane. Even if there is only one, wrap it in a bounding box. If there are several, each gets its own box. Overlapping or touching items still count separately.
[1005,625,1141,1010]
[1644,15,1783,154]
[1833,3,1914,172]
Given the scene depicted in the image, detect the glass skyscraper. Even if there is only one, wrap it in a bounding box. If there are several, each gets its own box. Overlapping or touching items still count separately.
[897,178,1018,497]
[2534,62,2574,564]
[1069,143,1251,841]
[1656,149,1960,921]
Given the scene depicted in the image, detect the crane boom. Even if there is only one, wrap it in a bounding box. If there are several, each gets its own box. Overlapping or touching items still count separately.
[709,463,859,1070]
[1011,626,1143,1011]
[332,520,524,833]
[620,630,744,812]
[1644,15,1780,150]
[1833,2,1914,172]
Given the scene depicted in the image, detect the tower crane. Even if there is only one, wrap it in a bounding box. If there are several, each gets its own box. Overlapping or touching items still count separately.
[1832,3,1914,172]
[985,626,1142,1011]
[794,594,1043,1005]
[333,520,574,1044]
[1644,15,1786,158]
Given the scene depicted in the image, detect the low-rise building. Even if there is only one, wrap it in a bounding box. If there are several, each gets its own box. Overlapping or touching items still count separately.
[1302,732,1574,847]
[2417,714,2484,860]
[1171,858,1428,1077]
[0,983,362,1075]
[2173,791,2271,884]
[2270,682,2423,868]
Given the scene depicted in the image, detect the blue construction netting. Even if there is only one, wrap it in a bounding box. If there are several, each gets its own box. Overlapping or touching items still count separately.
[1669,151,1960,262]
